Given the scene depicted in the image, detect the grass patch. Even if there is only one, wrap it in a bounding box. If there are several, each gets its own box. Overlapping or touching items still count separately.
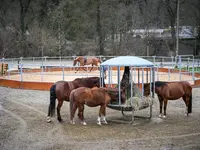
[175,67,200,72]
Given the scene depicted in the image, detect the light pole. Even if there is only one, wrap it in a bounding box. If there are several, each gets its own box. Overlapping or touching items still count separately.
[175,0,180,65]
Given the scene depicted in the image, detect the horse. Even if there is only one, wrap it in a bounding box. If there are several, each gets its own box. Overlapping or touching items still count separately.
[144,81,192,118]
[47,76,106,123]
[73,56,101,73]
[69,87,126,125]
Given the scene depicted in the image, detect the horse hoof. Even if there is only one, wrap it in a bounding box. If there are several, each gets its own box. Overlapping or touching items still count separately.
[47,117,51,123]
[57,117,63,122]
[97,122,102,126]
[185,113,189,116]
[159,114,162,118]
[103,121,108,124]
[162,115,166,119]
[70,121,75,124]
[82,122,87,125]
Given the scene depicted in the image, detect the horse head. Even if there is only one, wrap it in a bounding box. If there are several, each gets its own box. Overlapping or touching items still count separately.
[143,81,169,97]
[103,87,126,104]
[143,83,151,96]
[73,57,79,66]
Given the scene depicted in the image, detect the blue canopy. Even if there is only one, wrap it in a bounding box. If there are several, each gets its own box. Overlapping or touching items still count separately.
[101,56,154,67]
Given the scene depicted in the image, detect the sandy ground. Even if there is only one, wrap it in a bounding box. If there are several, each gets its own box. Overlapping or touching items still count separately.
[3,69,194,85]
[0,86,200,150]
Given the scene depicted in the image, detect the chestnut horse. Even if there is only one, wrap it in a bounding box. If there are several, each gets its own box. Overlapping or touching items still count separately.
[144,81,192,118]
[47,76,105,123]
[69,87,126,125]
[73,56,101,72]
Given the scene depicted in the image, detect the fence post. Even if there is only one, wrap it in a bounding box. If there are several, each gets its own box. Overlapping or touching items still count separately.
[178,55,182,81]
[62,65,65,81]
[171,56,174,68]
[20,63,23,82]
[160,57,164,67]
[187,57,190,71]
[168,66,170,81]
[41,62,44,82]
[44,56,47,71]
[152,56,156,65]
[2,57,5,63]
[60,56,62,67]
[20,57,23,64]
[192,56,195,80]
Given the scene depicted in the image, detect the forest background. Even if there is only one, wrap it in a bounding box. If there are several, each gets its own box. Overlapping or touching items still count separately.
[0,0,199,58]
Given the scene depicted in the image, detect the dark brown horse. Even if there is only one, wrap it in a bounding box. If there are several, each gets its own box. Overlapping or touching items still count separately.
[69,87,126,125]
[144,81,192,118]
[47,76,105,123]
[73,56,101,72]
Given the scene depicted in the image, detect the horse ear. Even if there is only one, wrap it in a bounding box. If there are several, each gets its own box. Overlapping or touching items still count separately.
[144,83,150,88]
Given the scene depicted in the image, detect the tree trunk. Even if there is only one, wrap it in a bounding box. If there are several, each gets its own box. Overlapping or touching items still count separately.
[19,0,31,56]
[96,0,104,55]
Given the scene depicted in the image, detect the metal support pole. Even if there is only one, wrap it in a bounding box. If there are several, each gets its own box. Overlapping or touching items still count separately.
[118,66,121,105]
[179,55,182,81]
[20,63,23,82]
[192,56,195,80]
[62,65,65,81]
[176,0,180,66]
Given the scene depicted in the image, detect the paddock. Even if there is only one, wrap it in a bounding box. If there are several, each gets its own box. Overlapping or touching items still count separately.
[0,86,200,150]
[1,56,200,149]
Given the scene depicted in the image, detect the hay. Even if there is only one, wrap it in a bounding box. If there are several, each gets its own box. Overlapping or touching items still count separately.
[126,96,154,111]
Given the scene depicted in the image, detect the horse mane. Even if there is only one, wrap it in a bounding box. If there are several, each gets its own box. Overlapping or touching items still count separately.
[154,81,168,87]
[102,87,126,103]
[73,76,105,87]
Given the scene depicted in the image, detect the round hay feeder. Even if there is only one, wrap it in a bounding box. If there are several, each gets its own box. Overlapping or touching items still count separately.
[100,56,155,123]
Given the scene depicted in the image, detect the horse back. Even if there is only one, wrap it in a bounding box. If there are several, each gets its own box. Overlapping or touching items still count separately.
[161,81,192,99]
[72,87,108,106]
[91,88,111,105]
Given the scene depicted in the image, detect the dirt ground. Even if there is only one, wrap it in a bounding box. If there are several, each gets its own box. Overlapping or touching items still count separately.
[4,69,194,84]
[0,86,200,150]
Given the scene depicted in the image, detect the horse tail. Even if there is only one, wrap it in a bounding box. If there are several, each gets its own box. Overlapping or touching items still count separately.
[188,93,192,113]
[48,84,57,117]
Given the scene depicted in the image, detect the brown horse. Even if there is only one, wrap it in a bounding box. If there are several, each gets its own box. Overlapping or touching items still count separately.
[144,81,192,118]
[69,87,126,125]
[73,56,101,72]
[47,76,105,123]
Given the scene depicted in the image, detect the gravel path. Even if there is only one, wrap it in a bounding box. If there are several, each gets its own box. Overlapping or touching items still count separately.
[0,86,200,150]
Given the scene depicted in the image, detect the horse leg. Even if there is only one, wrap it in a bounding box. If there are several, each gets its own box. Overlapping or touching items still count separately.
[158,97,163,118]
[89,64,93,72]
[57,100,63,122]
[70,103,78,124]
[104,70,107,79]
[97,105,104,126]
[101,105,107,124]
[183,96,189,116]
[78,104,87,125]
[163,99,168,119]
[75,66,79,73]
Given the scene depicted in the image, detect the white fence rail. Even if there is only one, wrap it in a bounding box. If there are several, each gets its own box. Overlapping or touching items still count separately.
[1,55,199,84]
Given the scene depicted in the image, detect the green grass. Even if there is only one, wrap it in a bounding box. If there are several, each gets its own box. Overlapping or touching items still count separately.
[175,67,200,72]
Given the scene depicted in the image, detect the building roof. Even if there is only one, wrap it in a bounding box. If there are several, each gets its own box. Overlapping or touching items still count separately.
[101,56,154,67]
